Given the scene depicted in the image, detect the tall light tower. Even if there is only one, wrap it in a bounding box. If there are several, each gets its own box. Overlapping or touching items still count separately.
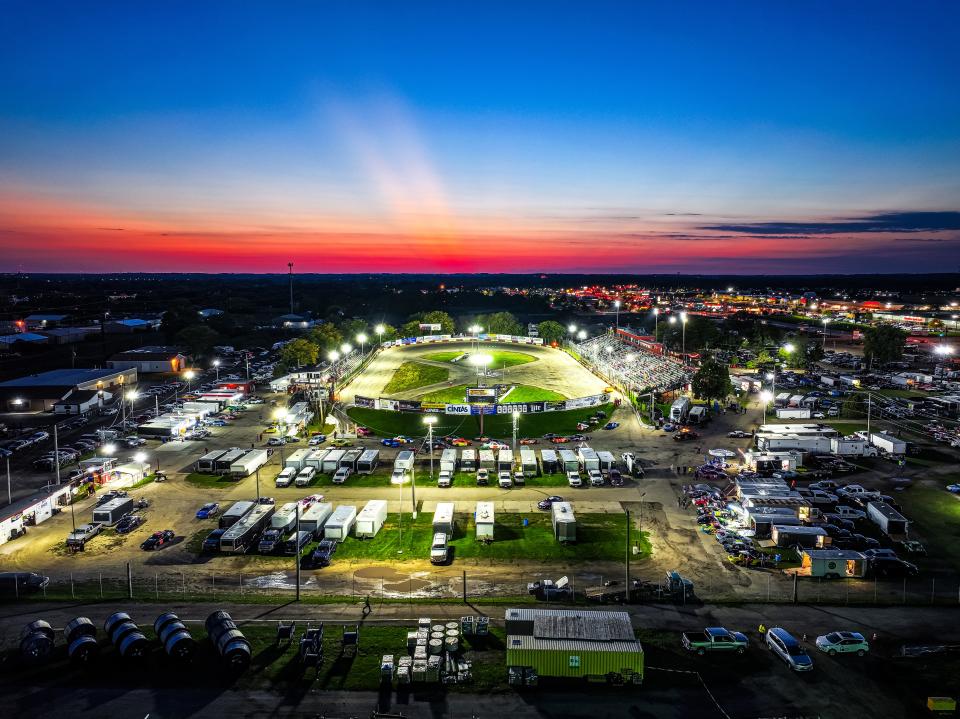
[288,261,294,315]
[614,299,621,329]
[424,415,437,481]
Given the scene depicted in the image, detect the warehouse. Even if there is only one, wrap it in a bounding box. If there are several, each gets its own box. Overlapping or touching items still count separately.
[107,346,187,373]
[505,608,643,685]
[0,482,74,547]
[0,367,137,412]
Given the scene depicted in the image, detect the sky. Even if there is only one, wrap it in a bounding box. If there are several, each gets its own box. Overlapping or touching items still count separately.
[1,1,959,274]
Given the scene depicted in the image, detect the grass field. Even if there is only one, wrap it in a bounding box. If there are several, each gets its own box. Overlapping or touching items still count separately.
[184,472,241,489]
[346,403,615,438]
[895,484,960,572]
[383,361,450,394]
[500,384,566,402]
[418,384,473,403]
[333,512,649,563]
[423,349,537,369]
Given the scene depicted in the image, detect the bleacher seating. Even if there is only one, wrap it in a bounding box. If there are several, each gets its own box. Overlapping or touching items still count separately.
[575,333,691,393]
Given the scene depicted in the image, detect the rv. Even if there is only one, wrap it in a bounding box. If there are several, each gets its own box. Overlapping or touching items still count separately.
[298,502,333,538]
[219,501,255,529]
[284,448,312,471]
[196,449,228,473]
[460,449,476,472]
[433,502,456,537]
[577,447,599,473]
[670,396,691,423]
[356,449,380,474]
[323,505,357,541]
[354,500,388,538]
[551,502,577,542]
[475,501,495,542]
[321,449,345,474]
[220,503,275,553]
[275,466,296,487]
[688,405,708,424]
[231,449,269,478]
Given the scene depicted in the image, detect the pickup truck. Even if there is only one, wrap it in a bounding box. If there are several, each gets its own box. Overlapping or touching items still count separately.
[66,523,103,550]
[682,627,749,655]
[258,528,283,554]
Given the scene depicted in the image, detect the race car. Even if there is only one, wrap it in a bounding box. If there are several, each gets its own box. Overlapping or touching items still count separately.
[195,502,220,519]
[449,437,471,447]
[141,529,176,551]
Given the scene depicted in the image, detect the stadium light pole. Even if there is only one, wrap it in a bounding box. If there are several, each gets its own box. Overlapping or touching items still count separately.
[213,359,220,382]
[614,300,621,329]
[512,411,520,453]
[375,324,385,346]
[356,333,368,355]
[424,415,437,481]
[577,330,587,341]
[273,409,289,465]
[760,390,773,423]
[341,343,352,356]
[653,307,659,341]
[822,317,830,349]
[680,312,688,361]
[184,369,196,394]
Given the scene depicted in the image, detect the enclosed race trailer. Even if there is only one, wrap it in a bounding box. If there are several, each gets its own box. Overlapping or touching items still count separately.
[284,449,311,471]
[497,449,514,472]
[577,447,599,472]
[92,497,134,526]
[558,449,579,472]
[596,451,615,473]
[219,500,255,529]
[321,449,345,474]
[299,502,333,538]
[394,450,415,471]
[304,449,329,469]
[520,448,537,477]
[354,499,388,538]
[551,502,576,542]
[339,448,363,470]
[215,448,246,474]
[867,501,909,538]
[771,524,829,549]
[323,505,357,541]
[688,406,708,424]
[478,449,495,470]
[461,449,476,472]
[271,502,299,533]
[869,432,907,456]
[433,502,456,537]
[440,448,458,470]
[540,449,558,474]
[231,449,269,478]
[476,501,495,541]
[196,449,228,473]
[357,449,380,474]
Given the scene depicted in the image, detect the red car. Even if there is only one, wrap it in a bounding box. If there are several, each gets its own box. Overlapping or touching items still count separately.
[551,436,571,444]
[356,426,373,437]
[140,530,175,551]
[519,438,538,445]
[449,437,471,447]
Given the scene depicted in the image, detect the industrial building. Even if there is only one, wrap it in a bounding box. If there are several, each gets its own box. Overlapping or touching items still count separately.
[107,346,187,373]
[505,608,643,684]
[0,367,137,412]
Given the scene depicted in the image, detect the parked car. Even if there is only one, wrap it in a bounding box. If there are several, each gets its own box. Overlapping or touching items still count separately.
[140,529,175,551]
[476,468,489,486]
[0,572,50,597]
[727,430,752,438]
[332,467,352,484]
[869,557,919,578]
[603,422,620,430]
[196,502,220,519]
[330,439,352,448]
[682,627,749,655]
[202,529,226,553]
[815,631,869,657]
[766,627,813,671]
[310,539,338,568]
[115,515,144,534]
[537,495,564,511]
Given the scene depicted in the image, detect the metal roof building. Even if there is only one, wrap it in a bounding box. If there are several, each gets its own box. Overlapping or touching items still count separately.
[0,367,137,411]
[505,608,643,683]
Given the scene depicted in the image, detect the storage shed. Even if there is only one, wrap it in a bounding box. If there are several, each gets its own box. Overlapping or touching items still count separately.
[505,608,643,684]
[323,505,357,541]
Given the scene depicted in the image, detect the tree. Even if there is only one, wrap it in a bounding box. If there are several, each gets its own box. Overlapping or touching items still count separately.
[658,316,721,353]
[338,318,368,342]
[480,311,522,335]
[863,325,907,367]
[174,324,221,358]
[537,320,566,345]
[161,301,199,338]
[401,311,455,336]
[279,338,320,368]
[691,356,734,403]
[307,323,343,351]
[374,323,398,342]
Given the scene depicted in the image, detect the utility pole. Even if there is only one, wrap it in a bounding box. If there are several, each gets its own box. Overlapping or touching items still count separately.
[295,502,301,601]
[54,423,61,486]
[6,456,10,505]
[288,261,295,315]
[866,392,872,435]
[411,462,417,519]
[624,508,631,603]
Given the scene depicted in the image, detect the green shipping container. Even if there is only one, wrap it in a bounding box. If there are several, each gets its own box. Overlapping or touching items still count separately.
[507,641,644,680]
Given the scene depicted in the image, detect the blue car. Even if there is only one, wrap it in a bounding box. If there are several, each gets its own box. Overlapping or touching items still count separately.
[196,502,220,519]
[381,438,402,448]
[603,422,620,430]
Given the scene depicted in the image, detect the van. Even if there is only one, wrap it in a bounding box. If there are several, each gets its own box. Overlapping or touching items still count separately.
[275,467,296,488]
[476,468,489,486]
[430,532,449,564]
[437,470,452,488]
[295,466,317,487]
[766,627,813,671]
[498,471,512,489]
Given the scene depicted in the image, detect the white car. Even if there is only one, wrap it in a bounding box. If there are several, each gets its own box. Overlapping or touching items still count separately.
[498,471,512,489]
[476,468,490,486]
[834,505,866,521]
[567,471,582,488]
[815,631,869,656]
[333,467,352,484]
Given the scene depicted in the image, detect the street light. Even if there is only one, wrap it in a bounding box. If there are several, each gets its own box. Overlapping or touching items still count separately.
[341,343,352,355]
[133,451,147,464]
[356,333,368,354]
[423,415,437,480]
[184,370,196,393]
[614,300,621,329]
[680,312,688,360]
[102,443,117,457]
[375,324,385,345]
[124,389,139,427]
[653,307,659,340]
[759,390,773,422]
[822,317,830,348]
[212,359,220,381]
[329,350,340,362]
[577,330,587,340]
[567,324,577,334]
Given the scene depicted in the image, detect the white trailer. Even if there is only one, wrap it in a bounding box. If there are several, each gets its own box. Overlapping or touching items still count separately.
[394,450,415,471]
[596,450,615,473]
[830,437,878,457]
[776,407,812,419]
[497,449,513,472]
[433,502,456,537]
[475,501,495,541]
[788,394,804,407]
[756,434,834,453]
[321,449,345,474]
[230,449,269,477]
[440,448,458,470]
[215,448,246,473]
[478,449,495,470]
[323,505,357,541]
[271,502,299,533]
[298,502,333,538]
[92,497,134,526]
[551,502,576,542]
[670,396,691,422]
[775,392,791,407]
[867,501,909,537]
[540,449,558,474]
[357,449,380,474]
[304,449,329,469]
[196,449,228,473]
[687,406,708,424]
[558,449,579,472]
[284,448,312,471]
[577,447,599,472]
[461,449,476,472]
[354,499,388,538]
[519,448,537,477]
[869,432,907,456]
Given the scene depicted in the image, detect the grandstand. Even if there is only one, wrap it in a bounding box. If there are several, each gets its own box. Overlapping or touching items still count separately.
[574,332,691,393]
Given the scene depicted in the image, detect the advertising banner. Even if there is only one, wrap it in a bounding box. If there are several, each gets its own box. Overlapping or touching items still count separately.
[397,399,422,412]
[466,387,497,403]
[563,393,609,410]
[378,398,399,411]
[421,402,447,412]
[445,404,471,415]
[354,396,375,408]
[419,323,442,332]
[470,405,496,415]
[546,400,567,412]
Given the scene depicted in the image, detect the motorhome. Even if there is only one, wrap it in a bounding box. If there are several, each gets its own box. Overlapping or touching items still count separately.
[220,504,275,553]
[670,397,691,423]
[551,502,576,542]
[219,501,254,529]
[475,501,495,542]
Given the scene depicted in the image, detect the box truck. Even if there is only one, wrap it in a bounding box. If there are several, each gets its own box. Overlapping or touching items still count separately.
[323,505,357,541]
[476,501,495,542]
[92,497,134,526]
[354,500,388,538]
[231,449,269,478]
